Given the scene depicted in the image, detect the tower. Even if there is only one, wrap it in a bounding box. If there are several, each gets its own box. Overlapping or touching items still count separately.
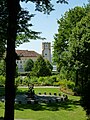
[42,42,51,63]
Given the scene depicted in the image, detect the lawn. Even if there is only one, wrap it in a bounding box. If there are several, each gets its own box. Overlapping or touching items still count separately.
[0,87,87,120]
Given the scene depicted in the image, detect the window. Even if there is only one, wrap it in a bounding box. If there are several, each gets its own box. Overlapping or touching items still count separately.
[20,65,22,68]
[45,44,48,48]
[20,60,22,63]
[16,61,18,63]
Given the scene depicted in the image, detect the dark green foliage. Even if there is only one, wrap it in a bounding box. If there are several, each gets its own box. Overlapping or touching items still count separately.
[45,59,53,72]
[0,86,5,96]
[24,59,34,72]
[31,55,51,77]
[53,3,90,118]
[53,6,85,72]
[0,60,6,76]
[53,4,90,86]
[21,0,68,14]
[0,59,18,77]
[0,0,7,59]
[0,0,42,59]
[81,80,90,117]
[0,75,5,86]
[16,9,43,45]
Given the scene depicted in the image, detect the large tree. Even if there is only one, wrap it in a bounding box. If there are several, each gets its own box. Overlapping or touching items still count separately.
[53,4,90,117]
[5,0,68,119]
[71,14,90,117]
[69,12,90,86]
[54,3,90,119]
[53,5,90,85]
[0,0,42,60]
[53,6,85,71]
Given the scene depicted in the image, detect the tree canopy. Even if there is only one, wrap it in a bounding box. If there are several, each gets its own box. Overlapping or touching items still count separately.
[53,6,85,70]
[24,59,34,72]
[45,59,53,72]
[31,55,52,77]
[0,0,43,59]
[53,4,90,83]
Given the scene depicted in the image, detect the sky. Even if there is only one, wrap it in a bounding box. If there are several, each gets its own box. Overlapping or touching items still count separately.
[16,0,88,54]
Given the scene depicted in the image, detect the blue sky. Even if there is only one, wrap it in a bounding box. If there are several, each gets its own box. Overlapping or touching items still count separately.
[17,0,88,54]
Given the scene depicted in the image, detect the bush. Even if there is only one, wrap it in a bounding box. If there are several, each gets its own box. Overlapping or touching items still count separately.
[15,76,30,86]
[15,77,21,85]
[67,80,75,90]
[56,79,75,90]
[38,77,45,85]
[44,77,52,86]
[43,76,57,86]
[0,75,5,86]
[57,79,67,87]
[15,75,75,89]
[30,77,38,85]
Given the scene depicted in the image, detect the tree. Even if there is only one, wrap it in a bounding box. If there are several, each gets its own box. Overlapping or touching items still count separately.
[53,3,90,117]
[69,11,90,95]
[0,0,42,60]
[53,5,89,86]
[53,6,85,72]
[45,59,53,72]
[32,55,51,77]
[5,0,68,119]
[24,59,34,72]
[0,1,42,119]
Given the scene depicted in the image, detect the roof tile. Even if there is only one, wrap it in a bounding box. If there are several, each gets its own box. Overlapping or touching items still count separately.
[16,50,40,57]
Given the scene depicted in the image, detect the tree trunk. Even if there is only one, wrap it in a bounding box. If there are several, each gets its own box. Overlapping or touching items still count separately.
[4,0,19,119]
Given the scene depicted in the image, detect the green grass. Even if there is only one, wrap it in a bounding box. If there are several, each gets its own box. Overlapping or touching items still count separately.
[17,87,61,95]
[35,87,60,95]
[0,87,87,120]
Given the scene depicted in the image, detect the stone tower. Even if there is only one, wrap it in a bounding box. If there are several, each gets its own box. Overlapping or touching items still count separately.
[42,42,51,63]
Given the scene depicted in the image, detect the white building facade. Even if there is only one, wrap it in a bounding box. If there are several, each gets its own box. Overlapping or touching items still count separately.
[16,50,40,72]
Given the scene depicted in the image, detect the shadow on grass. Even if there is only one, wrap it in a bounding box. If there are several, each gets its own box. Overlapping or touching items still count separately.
[0,88,80,113]
[16,89,28,95]
[14,98,80,112]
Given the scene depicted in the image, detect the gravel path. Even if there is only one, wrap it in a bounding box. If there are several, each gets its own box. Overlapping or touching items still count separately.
[18,86,60,88]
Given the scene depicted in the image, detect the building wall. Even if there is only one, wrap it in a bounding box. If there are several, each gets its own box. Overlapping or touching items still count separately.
[16,49,40,73]
[16,56,39,72]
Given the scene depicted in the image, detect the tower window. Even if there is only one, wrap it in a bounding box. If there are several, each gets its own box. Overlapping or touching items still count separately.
[20,65,22,68]
[16,61,18,64]
[45,44,48,48]
[20,60,22,63]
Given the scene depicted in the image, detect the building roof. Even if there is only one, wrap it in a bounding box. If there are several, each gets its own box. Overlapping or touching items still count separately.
[16,50,40,57]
